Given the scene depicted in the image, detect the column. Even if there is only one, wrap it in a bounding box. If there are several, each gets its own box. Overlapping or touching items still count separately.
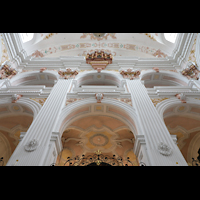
[127,80,188,166]
[6,79,72,166]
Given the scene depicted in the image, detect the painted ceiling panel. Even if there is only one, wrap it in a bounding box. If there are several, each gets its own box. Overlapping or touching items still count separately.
[21,33,177,58]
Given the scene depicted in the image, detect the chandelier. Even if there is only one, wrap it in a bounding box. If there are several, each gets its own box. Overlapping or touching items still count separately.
[191,148,200,166]
[51,149,137,166]
[0,157,3,166]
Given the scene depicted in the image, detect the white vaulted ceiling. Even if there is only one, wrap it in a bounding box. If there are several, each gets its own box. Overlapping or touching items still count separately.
[20,33,177,59]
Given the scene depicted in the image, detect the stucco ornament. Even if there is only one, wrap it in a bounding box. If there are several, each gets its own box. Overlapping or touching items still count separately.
[24,139,39,152]
[157,142,173,156]
[95,93,104,103]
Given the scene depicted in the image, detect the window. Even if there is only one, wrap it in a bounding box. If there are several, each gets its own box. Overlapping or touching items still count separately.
[20,33,34,43]
[164,33,177,43]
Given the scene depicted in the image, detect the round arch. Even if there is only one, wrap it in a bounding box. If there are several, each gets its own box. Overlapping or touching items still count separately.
[55,97,140,138]
[140,70,188,88]
[0,97,42,119]
[156,97,200,120]
[0,98,41,166]
[74,70,124,87]
[10,71,59,87]
[156,97,200,165]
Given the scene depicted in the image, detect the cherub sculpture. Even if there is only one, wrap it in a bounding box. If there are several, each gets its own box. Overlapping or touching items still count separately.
[12,94,23,103]
[175,93,186,103]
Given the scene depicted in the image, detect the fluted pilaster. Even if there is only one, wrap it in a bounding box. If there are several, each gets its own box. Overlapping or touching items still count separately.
[127,80,188,166]
[6,79,72,166]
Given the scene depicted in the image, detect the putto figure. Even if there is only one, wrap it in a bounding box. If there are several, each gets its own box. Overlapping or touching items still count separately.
[153,67,159,73]
[175,93,186,103]
[12,94,23,103]
[40,67,47,73]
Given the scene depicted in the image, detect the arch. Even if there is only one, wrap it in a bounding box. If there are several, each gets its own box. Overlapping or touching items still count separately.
[0,131,12,166]
[156,97,200,120]
[156,97,200,164]
[55,97,140,166]
[140,69,188,88]
[75,71,124,87]
[0,97,41,119]
[0,100,37,166]
[55,97,140,139]
[10,71,59,87]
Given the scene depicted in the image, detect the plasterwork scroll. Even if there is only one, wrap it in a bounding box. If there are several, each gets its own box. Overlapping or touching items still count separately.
[151,98,169,107]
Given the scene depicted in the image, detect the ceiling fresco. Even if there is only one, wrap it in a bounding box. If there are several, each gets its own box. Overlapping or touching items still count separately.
[56,115,139,166]
[20,33,178,59]
[0,34,10,66]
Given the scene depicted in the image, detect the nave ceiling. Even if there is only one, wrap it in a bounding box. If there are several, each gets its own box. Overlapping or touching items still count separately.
[20,33,177,58]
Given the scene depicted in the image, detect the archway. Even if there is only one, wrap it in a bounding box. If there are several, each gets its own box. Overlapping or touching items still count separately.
[75,71,123,87]
[56,115,138,166]
[55,98,140,166]
[10,71,58,87]
[157,98,200,165]
[0,103,34,165]
[141,70,188,88]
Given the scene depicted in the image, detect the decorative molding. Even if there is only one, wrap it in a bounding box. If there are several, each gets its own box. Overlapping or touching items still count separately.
[39,67,47,73]
[188,34,197,63]
[151,98,169,107]
[31,50,44,58]
[58,68,79,79]
[80,33,117,41]
[0,35,10,65]
[95,93,104,103]
[175,93,186,103]
[30,98,47,106]
[0,61,18,79]
[181,61,200,80]
[152,67,159,73]
[12,94,23,103]
[43,33,57,40]
[113,98,132,107]
[119,68,140,80]
[66,98,84,106]
[157,142,173,156]
[24,139,39,152]
[1,33,196,70]
[86,50,113,70]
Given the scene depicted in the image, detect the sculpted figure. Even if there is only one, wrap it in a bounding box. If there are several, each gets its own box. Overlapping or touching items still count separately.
[40,67,46,73]
[95,93,104,103]
[12,94,23,103]
[96,68,102,73]
[175,93,186,103]
[153,67,159,73]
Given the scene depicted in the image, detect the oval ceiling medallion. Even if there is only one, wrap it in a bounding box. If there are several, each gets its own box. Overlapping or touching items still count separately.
[89,133,109,146]
[93,33,106,38]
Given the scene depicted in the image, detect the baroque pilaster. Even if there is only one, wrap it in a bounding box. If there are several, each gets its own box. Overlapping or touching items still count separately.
[6,79,72,166]
[126,79,188,166]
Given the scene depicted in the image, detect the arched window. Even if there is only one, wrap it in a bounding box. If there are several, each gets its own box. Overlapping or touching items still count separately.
[20,33,34,43]
[164,33,177,43]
